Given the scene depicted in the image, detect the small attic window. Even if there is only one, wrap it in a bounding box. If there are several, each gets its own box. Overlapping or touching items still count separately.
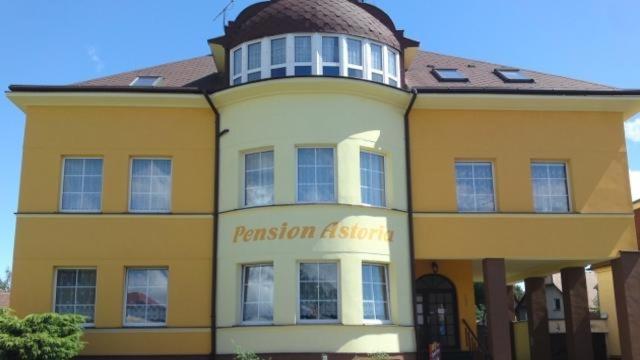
[431,68,468,82]
[130,76,163,87]
[494,69,534,83]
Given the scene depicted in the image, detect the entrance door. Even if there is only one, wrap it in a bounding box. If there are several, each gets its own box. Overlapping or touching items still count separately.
[415,274,460,352]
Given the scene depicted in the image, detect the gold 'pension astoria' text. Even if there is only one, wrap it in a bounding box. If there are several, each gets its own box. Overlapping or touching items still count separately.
[233,222,394,243]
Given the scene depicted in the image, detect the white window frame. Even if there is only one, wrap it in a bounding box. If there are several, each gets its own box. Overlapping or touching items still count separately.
[455,160,498,213]
[59,157,104,213]
[297,261,341,324]
[346,38,365,79]
[360,149,387,208]
[242,148,275,208]
[123,267,169,327]
[228,33,401,88]
[240,263,275,326]
[361,262,391,325]
[530,161,572,213]
[232,47,243,85]
[128,157,173,214]
[52,267,97,327]
[269,37,287,78]
[246,41,262,82]
[295,146,337,204]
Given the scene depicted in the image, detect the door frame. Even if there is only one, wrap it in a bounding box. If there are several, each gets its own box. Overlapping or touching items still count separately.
[415,274,461,352]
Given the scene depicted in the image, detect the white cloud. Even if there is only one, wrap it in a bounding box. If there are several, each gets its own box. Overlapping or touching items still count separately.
[624,115,640,142]
[86,46,104,73]
[629,170,640,201]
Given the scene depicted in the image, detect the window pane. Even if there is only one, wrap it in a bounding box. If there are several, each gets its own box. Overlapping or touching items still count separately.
[348,68,363,79]
[371,44,383,71]
[245,151,274,207]
[387,50,397,77]
[299,263,338,321]
[233,48,242,76]
[243,265,274,323]
[61,158,103,212]
[347,39,362,66]
[323,66,340,76]
[130,159,171,212]
[125,269,168,326]
[247,42,261,70]
[247,71,261,82]
[372,73,384,83]
[55,269,96,324]
[295,36,311,63]
[360,152,386,207]
[297,148,335,203]
[455,162,495,212]
[531,162,569,213]
[362,264,389,321]
[271,38,286,65]
[294,66,312,76]
[271,67,286,78]
[322,37,339,63]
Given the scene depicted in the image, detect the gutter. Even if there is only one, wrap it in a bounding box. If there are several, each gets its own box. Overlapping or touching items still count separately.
[403,89,419,359]
[8,84,204,94]
[413,87,640,96]
[201,90,220,360]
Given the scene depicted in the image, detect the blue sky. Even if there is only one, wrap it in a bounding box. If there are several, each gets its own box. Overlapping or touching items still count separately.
[1,0,639,272]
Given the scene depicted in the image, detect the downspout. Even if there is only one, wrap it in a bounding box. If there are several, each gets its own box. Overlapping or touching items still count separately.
[403,89,419,359]
[202,90,220,360]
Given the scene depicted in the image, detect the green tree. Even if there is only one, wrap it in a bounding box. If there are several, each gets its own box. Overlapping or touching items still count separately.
[0,269,10,292]
[0,309,85,360]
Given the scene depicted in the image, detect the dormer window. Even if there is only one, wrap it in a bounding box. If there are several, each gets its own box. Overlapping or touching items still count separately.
[431,69,468,82]
[229,33,401,88]
[130,76,163,87]
[494,68,534,83]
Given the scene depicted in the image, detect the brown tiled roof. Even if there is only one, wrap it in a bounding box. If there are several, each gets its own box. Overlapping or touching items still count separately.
[210,0,416,50]
[406,50,616,91]
[68,50,618,93]
[74,55,222,91]
[0,292,9,308]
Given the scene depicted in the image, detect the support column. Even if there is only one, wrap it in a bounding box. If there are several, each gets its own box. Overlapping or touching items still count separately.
[482,259,512,360]
[560,267,593,360]
[524,277,552,360]
[612,252,640,360]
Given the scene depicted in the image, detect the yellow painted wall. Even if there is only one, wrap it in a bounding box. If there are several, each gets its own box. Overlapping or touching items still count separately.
[410,110,631,214]
[414,260,476,351]
[593,266,621,358]
[410,109,636,264]
[11,105,215,355]
[413,214,636,261]
[214,86,414,354]
[18,106,214,213]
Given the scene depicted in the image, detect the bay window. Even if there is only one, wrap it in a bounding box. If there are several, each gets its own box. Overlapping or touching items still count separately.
[242,264,274,324]
[299,262,339,322]
[229,33,401,86]
[297,147,335,203]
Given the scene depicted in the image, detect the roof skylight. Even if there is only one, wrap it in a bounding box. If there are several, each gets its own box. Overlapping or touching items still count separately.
[494,69,534,83]
[431,68,468,82]
[130,76,164,87]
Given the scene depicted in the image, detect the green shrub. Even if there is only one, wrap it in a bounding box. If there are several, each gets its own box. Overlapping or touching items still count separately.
[368,352,391,360]
[0,309,86,360]
[234,345,262,360]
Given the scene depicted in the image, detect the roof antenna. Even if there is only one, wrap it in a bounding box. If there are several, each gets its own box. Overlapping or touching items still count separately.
[214,0,236,26]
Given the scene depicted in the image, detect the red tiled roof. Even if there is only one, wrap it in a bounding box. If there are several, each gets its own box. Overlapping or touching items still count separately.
[74,55,219,90]
[406,51,616,91]
[69,50,618,93]
[0,292,9,308]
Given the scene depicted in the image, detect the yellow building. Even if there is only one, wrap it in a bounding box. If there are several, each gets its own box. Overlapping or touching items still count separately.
[6,1,640,359]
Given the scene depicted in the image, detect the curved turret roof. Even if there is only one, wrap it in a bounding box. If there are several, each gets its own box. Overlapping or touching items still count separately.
[210,0,419,50]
